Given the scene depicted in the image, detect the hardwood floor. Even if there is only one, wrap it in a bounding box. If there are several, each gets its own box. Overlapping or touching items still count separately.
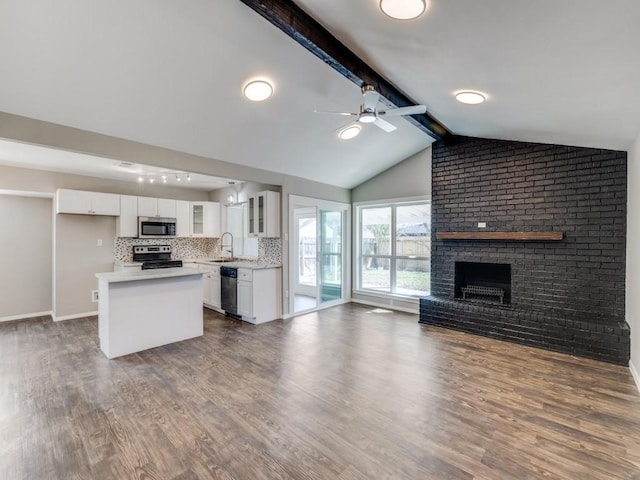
[1,304,640,479]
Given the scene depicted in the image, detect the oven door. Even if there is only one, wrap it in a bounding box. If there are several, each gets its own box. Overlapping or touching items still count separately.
[138,217,177,238]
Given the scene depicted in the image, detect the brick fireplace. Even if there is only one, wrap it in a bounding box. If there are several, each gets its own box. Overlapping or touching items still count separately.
[420,136,630,365]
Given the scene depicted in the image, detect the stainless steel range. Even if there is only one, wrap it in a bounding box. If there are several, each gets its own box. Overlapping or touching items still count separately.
[132,245,183,270]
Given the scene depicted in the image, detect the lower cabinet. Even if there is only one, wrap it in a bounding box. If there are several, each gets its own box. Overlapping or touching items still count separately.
[237,279,253,318]
[236,267,281,324]
[202,265,222,311]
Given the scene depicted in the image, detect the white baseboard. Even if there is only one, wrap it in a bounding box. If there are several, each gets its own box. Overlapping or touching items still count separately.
[0,311,52,323]
[53,311,98,322]
[630,361,640,393]
[351,298,418,314]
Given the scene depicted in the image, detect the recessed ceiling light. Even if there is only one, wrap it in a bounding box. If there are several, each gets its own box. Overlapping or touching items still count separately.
[137,176,143,183]
[338,124,362,140]
[243,80,274,102]
[380,0,426,20]
[455,91,487,105]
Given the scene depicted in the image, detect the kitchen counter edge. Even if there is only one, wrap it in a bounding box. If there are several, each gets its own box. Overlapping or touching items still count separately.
[96,267,203,283]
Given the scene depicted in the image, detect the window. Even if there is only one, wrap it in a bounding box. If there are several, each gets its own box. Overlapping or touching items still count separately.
[357,201,430,297]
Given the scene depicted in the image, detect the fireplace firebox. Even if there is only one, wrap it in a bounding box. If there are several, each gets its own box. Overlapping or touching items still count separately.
[455,262,511,305]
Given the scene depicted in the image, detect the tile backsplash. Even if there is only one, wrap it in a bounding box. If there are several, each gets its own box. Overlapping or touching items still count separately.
[114,237,282,264]
[258,238,282,265]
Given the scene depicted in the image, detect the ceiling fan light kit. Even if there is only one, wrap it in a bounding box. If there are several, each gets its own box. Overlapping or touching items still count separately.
[455,90,487,105]
[243,79,274,102]
[315,84,426,135]
[380,0,427,20]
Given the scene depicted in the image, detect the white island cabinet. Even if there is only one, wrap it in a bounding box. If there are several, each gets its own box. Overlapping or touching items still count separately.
[96,267,203,359]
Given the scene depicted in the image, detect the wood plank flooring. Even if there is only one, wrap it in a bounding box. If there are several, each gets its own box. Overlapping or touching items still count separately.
[1,304,640,479]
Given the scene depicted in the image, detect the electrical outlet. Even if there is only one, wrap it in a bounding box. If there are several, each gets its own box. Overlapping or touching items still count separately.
[91,290,99,303]
[478,222,487,228]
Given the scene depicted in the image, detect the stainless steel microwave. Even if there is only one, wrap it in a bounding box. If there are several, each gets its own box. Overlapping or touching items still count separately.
[138,217,177,238]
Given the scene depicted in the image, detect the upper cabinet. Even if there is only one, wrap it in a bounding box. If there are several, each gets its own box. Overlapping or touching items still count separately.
[175,200,191,237]
[116,194,138,237]
[56,189,120,216]
[138,197,176,218]
[190,202,220,238]
[248,191,280,238]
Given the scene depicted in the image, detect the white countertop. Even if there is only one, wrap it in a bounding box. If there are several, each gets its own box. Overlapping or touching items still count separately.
[96,267,202,283]
[185,259,281,270]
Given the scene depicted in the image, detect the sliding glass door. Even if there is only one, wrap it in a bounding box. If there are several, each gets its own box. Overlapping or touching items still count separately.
[319,209,343,304]
[291,196,350,314]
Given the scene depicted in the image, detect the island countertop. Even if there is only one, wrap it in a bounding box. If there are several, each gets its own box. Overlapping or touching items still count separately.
[96,267,202,283]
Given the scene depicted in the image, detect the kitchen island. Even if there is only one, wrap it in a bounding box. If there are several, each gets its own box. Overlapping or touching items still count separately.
[95,267,203,359]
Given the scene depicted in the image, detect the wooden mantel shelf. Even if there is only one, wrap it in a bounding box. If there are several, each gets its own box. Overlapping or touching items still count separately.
[436,231,564,241]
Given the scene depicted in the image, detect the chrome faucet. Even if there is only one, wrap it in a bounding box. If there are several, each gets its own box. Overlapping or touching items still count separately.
[220,231,234,259]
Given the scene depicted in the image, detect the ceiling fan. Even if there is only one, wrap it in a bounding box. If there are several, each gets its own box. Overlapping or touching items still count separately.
[315,85,427,133]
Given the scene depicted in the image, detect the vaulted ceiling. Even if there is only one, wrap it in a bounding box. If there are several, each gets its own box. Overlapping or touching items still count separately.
[0,0,639,190]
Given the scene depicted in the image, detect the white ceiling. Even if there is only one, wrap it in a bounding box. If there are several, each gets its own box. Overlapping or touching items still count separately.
[0,0,639,191]
[0,140,239,191]
[296,0,640,150]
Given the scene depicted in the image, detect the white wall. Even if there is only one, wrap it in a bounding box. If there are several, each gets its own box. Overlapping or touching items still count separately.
[350,146,432,313]
[352,146,431,203]
[0,194,53,320]
[627,132,640,386]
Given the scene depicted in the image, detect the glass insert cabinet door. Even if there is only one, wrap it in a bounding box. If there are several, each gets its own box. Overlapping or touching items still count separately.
[191,204,204,236]
[319,209,342,304]
[247,196,255,236]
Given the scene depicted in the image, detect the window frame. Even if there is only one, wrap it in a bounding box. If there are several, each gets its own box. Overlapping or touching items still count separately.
[354,197,431,299]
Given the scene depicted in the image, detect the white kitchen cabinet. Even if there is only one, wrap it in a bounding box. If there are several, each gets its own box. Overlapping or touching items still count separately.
[248,191,280,238]
[211,273,221,309]
[116,194,138,237]
[190,202,220,237]
[203,272,213,305]
[200,264,222,311]
[56,189,120,216]
[176,200,190,237]
[138,197,176,218]
[236,267,281,324]
[238,278,253,318]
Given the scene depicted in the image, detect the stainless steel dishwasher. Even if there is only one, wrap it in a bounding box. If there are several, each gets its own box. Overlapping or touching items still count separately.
[220,266,238,317]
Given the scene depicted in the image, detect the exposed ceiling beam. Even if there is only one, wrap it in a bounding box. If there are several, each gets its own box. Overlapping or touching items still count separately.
[238,0,451,141]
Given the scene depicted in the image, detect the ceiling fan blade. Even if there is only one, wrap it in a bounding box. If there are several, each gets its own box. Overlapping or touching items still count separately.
[374,117,397,132]
[314,110,358,116]
[363,88,380,112]
[378,105,427,117]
